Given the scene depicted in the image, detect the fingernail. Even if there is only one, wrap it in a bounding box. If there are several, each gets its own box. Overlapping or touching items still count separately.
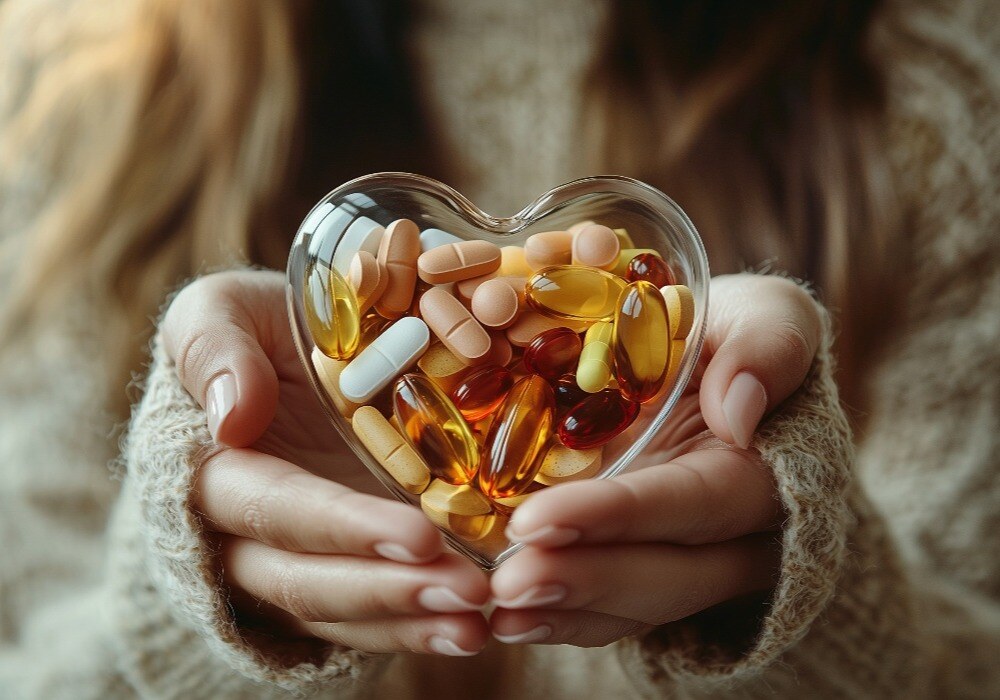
[373,542,435,565]
[722,372,768,449]
[493,624,552,645]
[206,373,236,441]
[493,584,567,609]
[504,524,580,548]
[418,586,482,613]
[428,635,480,657]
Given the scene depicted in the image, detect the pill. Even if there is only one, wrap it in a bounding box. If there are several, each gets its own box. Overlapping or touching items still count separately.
[526,265,626,322]
[419,287,492,365]
[499,246,533,277]
[660,284,694,338]
[374,218,421,319]
[523,327,583,383]
[420,479,496,541]
[416,342,470,392]
[567,220,595,235]
[478,375,556,499]
[485,331,514,367]
[572,224,621,270]
[339,316,430,403]
[524,230,573,270]
[393,373,479,484]
[352,406,431,494]
[492,481,544,510]
[311,347,362,418]
[614,281,670,403]
[455,271,498,306]
[558,388,640,449]
[553,373,588,418]
[450,364,514,422]
[613,227,635,248]
[470,276,526,329]
[611,248,662,276]
[357,311,392,351]
[417,240,502,284]
[506,310,590,347]
[626,252,676,288]
[348,251,387,314]
[407,279,434,319]
[305,263,360,360]
[419,228,464,252]
[466,510,512,556]
[666,338,685,386]
[576,321,614,393]
[535,444,603,485]
[333,216,385,276]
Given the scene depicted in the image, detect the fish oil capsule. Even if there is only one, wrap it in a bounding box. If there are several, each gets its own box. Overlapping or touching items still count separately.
[393,373,479,485]
[471,277,526,329]
[419,287,492,365]
[357,311,392,351]
[614,281,671,403]
[499,246,533,277]
[660,284,695,339]
[522,327,583,383]
[417,240,502,284]
[420,479,496,541]
[352,406,431,494]
[611,248,662,276]
[571,224,620,270]
[576,321,614,393]
[478,375,556,499]
[505,310,590,347]
[626,252,676,288]
[526,265,626,322]
[524,230,573,270]
[305,263,360,360]
[375,218,421,319]
[339,316,430,403]
[450,364,514,421]
[553,373,588,418]
[348,251,387,314]
[558,389,640,449]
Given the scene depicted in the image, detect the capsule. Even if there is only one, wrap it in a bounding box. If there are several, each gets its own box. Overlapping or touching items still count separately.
[305,262,360,360]
[576,321,614,393]
[611,248,662,276]
[393,373,479,485]
[478,375,556,499]
[625,252,676,288]
[450,365,515,422]
[526,265,626,322]
[522,327,582,383]
[553,373,588,418]
[614,281,671,403]
[558,388,640,449]
[357,310,392,350]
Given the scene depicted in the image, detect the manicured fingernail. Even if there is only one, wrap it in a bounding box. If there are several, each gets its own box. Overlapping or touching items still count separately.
[493,624,552,645]
[206,373,236,441]
[428,636,480,657]
[373,542,434,565]
[504,524,580,548]
[493,584,567,609]
[418,586,482,613]
[722,372,768,449]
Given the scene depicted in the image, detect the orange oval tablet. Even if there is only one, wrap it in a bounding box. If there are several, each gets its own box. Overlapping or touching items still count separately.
[486,331,513,366]
[524,230,573,271]
[374,219,420,319]
[505,310,590,347]
[455,271,498,306]
[567,220,595,235]
[419,287,492,365]
[470,276,526,329]
[348,251,387,313]
[417,240,502,284]
[572,224,620,270]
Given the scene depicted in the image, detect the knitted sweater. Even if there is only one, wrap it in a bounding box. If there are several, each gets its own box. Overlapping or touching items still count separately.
[1,0,998,698]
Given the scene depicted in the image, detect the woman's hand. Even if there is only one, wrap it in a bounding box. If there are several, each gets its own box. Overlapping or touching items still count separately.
[490,274,822,647]
[161,270,490,657]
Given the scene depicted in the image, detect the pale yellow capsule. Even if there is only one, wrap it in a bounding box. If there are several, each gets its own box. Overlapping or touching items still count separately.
[352,406,431,494]
[535,444,603,485]
[576,321,614,393]
[660,284,695,339]
[311,347,362,418]
[611,248,663,276]
[416,343,470,392]
[420,479,497,541]
[613,228,635,248]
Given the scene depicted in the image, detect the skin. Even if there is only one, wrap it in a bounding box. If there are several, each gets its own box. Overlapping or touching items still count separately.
[160,270,821,655]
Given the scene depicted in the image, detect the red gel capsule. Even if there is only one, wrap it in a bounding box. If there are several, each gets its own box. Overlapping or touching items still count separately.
[558,388,640,449]
[625,253,676,288]
[522,328,583,382]
[450,365,515,422]
[553,373,588,418]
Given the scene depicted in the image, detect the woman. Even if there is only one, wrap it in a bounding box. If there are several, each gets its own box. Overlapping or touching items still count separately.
[0,0,997,697]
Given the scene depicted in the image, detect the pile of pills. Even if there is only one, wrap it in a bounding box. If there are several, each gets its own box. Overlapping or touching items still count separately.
[306,217,694,553]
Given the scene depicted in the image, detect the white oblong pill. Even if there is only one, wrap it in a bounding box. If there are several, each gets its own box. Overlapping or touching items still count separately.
[420,228,464,252]
[332,216,385,275]
[307,205,355,261]
[344,192,376,209]
[300,202,334,235]
[339,317,431,403]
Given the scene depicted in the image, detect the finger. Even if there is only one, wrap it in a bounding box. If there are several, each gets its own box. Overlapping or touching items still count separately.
[222,537,490,623]
[491,536,778,625]
[506,443,781,547]
[160,270,286,447]
[699,274,822,448]
[194,448,444,562]
[491,608,652,647]
[300,613,490,656]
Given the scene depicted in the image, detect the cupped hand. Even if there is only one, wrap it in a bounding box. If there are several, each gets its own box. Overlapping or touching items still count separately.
[490,274,822,647]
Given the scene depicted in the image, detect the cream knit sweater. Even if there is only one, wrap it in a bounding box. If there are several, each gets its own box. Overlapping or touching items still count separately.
[1,0,998,698]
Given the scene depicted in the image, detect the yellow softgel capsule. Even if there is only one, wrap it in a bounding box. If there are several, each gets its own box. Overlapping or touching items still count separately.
[305,262,360,360]
[393,373,479,485]
[576,321,614,393]
[614,281,671,403]
[526,265,626,322]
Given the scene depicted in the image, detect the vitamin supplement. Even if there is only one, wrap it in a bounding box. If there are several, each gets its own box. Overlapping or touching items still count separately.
[485,331,514,367]
[524,230,573,270]
[417,342,469,392]
[506,310,589,347]
[614,281,671,403]
[558,388,640,449]
[393,373,479,484]
[348,251,387,314]
[339,317,430,403]
[470,276,525,329]
[374,218,421,319]
[576,321,614,393]
[567,220,594,236]
[613,227,635,248]
[499,246,532,277]
[311,347,362,418]
[660,284,694,339]
[478,375,555,499]
[666,338,685,386]
[455,271,497,306]
[352,406,431,494]
[553,373,588,418]
[332,216,384,276]
[535,444,603,485]
[572,223,620,270]
[417,240,502,284]
[626,252,676,288]
[526,265,626,322]
[305,263,360,360]
[420,479,496,541]
[419,287,492,365]
[611,248,662,276]
[493,482,544,510]
[419,228,463,252]
[522,327,583,382]
[451,364,514,421]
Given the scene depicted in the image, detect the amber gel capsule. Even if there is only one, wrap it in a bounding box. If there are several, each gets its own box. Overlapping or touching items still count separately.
[478,375,556,499]
[526,265,626,322]
[614,281,671,403]
[522,327,583,383]
[393,373,479,485]
[553,373,588,419]
[451,364,515,422]
[304,262,360,360]
[558,389,640,449]
[625,252,676,288]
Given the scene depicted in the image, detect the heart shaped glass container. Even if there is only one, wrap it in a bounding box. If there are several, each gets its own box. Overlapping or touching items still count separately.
[287,173,709,569]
